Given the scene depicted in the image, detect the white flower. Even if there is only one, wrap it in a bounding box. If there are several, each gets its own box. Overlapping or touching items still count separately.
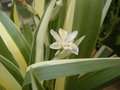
[50,28,79,55]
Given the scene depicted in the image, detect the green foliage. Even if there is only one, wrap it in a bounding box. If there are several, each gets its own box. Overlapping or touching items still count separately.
[0,0,120,90]
[98,0,120,56]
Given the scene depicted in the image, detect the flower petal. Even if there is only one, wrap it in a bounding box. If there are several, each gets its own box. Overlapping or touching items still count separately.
[66,31,78,42]
[50,30,61,42]
[59,28,68,41]
[70,43,79,55]
[63,43,78,55]
[75,35,85,45]
[50,42,62,49]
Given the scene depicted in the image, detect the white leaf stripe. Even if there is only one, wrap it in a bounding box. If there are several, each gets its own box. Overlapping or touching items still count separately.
[0,55,23,85]
[0,12,30,65]
[35,0,56,62]
[0,63,21,90]
[24,58,120,85]
[0,22,27,75]
[63,0,76,32]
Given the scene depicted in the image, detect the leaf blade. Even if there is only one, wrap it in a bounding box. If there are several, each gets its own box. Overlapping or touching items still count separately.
[24,58,120,86]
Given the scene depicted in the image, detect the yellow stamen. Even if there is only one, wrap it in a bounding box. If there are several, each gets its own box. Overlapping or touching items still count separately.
[71,45,75,49]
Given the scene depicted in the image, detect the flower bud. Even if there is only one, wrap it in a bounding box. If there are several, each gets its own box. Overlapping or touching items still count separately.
[56,0,63,7]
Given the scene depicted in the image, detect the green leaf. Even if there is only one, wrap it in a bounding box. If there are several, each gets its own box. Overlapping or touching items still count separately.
[73,0,103,58]
[63,0,76,32]
[24,58,120,86]
[29,0,56,64]
[10,2,20,29]
[22,21,33,47]
[94,45,113,58]
[0,55,23,86]
[32,0,45,26]
[116,34,120,45]
[30,68,45,90]
[70,66,120,90]
[0,37,19,67]
[101,0,112,25]
[0,56,22,90]
[57,0,68,29]
[65,46,114,90]
[0,12,30,74]
[35,0,56,62]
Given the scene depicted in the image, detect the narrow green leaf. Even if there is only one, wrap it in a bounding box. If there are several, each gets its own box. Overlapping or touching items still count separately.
[0,62,22,90]
[0,37,19,67]
[30,68,45,90]
[10,2,20,29]
[29,0,56,64]
[0,55,23,86]
[101,0,112,25]
[57,0,68,29]
[32,0,45,25]
[63,0,76,32]
[94,45,113,58]
[35,0,56,62]
[0,21,28,74]
[24,58,120,86]
[44,31,50,61]
[67,47,115,90]
[73,0,103,58]
[0,12,30,66]
[70,66,120,90]
[22,21,33,47]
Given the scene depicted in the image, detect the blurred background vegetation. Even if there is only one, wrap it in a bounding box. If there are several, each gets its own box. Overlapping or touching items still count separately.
[98,0,120,57]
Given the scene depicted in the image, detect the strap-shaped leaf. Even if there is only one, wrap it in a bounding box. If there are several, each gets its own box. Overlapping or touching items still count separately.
[10,2,20,29]
[30,68,45,90]
[0,37,19,67]
[101,0,112,25]
[63,0,76,32]
[22,21,33,47]
[35,0,56,62]
[65,46,115,90]
[72,0,103,58]
[0,13,30,74]
[33,0,45,17]
[0,56,23,90]
[70,66,120,90]
[24,58,120,86]
[0,55,23,86]
[0,63,22,90]
[94,45,113,58]
[32,0,45,25]
[29,0,56,64]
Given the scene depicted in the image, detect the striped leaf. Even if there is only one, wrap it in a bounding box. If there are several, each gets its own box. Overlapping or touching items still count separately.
[32,0,45,26]
[101,0,112,25]
[35,0,56,62]
[63,0,76,32]
[10,2,20,29]
[0,55,23,85]
[0,37,19,67]
[0,56,22,90]
[29,0,56,64]
[70,66,120,90]
[30,68,45,90]
[0,13,30,74]
[24,58,120,86]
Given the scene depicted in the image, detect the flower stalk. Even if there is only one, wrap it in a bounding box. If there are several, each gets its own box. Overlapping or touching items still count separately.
[18,0,40,20]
